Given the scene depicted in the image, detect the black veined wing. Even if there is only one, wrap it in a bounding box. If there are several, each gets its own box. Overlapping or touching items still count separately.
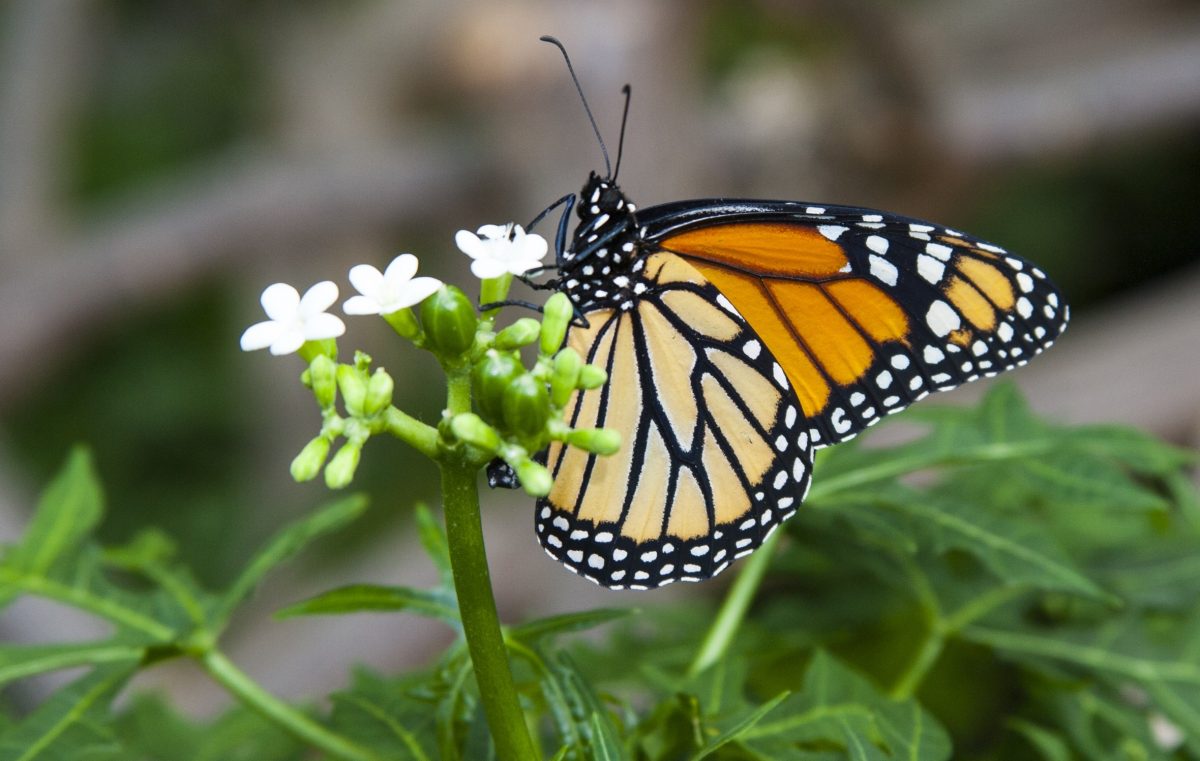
[533,178,1068,590]
[639,199,1069,448]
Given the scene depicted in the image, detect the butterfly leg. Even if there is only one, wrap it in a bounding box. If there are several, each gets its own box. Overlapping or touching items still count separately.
[526,193,576,270]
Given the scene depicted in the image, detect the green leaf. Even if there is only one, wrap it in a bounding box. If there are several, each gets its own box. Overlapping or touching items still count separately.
[329,671,437,760]
[692,691,789,760]
[214,494,368,629]
[1006,719,1072,761]
[414,503,453,589]
[112,693,304,761]
[740,651,951,761]
[0,661,139,761]
[0,642,146,688]
[277,583,458,626]
[1063,424,1196,475]
[587,712,625,761]
[509,608,635,644]
[1014,451,1168,513]
[835,486,1113,603]
[1,449,103,599]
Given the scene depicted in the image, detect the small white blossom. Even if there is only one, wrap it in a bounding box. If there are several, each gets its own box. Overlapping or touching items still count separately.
[240,281,345,356]
[455,223,548,279]
[1149,713,1184,751]
[343,254,442,316]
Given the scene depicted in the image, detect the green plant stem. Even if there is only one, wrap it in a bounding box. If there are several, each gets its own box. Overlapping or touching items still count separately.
[200,649,381,761]
[382,407,440,459]
[688,530,782,678]
[439,367,539,761]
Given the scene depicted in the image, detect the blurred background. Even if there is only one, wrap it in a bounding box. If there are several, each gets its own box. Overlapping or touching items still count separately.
[1,0,1198,715]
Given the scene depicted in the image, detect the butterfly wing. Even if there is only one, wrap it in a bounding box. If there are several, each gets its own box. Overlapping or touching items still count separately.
[537,252,813,589]
[640,200,1069,447]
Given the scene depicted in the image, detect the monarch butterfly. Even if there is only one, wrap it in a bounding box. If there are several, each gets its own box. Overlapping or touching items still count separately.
[520,38,1067,590]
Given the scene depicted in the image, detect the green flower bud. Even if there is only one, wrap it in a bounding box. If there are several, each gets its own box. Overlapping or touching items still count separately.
[420,285,478,358]
[540,292,574,356]
[578,364,608,390]
[324,441,362,489]
[494,318,541,350]
[450,413,501,452]
[550,348,582,407]
[363,368,394,416]
[307,354,338,408]
[502,373,550,438]
[290,436,331,482]
[472,351,524,423]
[567,427,621,456]
[516,458,553,497]
[336,364,368,416]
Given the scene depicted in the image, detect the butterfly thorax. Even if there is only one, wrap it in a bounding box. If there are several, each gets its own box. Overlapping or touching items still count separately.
[557,172,647,312]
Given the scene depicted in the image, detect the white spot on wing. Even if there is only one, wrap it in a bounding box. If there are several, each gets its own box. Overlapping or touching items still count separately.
[866,235,889,254]
[869,254,898,286]
[918,254,945,284]
[818,225,848,241]
[926,301,962,337]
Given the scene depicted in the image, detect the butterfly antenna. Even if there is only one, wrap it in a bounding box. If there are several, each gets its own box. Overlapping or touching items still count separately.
[540,35,611,178]
[612,84,632,182]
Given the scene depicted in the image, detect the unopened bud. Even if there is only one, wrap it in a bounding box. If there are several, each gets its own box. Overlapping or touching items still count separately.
[567,427,621,456]
[472,351,524,424]
[420,285,478,358]
[336,364,368,416]
[494,318,541,350]
[363,368,394,416]
[324,441,362,489]
[450,413,501,452]
[502,373,550,438]
[308,354,338,408]
[290,437,331,482]
[539,292,574,356]
[550,348,582,407]
[578,364,607,390]
[516,458,553,497]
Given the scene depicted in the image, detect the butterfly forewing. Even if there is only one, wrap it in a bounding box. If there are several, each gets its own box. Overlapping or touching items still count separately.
[537,253,813,589]
[644,202,1069,447]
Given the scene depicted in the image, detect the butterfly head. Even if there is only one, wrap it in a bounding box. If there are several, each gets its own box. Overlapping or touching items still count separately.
[555,172,645,311]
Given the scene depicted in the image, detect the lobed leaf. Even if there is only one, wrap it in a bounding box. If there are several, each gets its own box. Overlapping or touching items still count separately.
[214,494,368,629]
[277,583,458,626]
[0,661,138,761]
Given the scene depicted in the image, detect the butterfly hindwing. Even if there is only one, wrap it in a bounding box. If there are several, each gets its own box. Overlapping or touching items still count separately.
[642,201,1069,447]
[536,253,813,589]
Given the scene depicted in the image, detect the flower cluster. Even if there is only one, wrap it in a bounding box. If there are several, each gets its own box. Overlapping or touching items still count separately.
[240,222,616,495]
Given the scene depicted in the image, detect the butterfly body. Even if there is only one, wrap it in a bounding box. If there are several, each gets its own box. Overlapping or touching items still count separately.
[531,170,1068,590]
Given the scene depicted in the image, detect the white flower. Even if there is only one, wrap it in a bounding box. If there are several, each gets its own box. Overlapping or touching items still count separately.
[455,223,548,279]
[240,281,345,355]
[343,254,442,316]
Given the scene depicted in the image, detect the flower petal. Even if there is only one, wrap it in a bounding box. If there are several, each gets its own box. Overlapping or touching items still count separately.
[476,224,509,240]
[260,283,300,321]
[343,295,382,315]
[299,280,339,315]
[348,265,384,300]
[383,253,419,284]
[470,258,508,280]
[302,312,346,340]
[455,230,483,259]
[519,233,548,260]
[395,276,443,308]
[240,320,283,351]
[269,326,307,356]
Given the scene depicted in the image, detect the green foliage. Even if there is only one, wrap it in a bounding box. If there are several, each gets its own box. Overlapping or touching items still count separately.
[2,385,1198,759]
